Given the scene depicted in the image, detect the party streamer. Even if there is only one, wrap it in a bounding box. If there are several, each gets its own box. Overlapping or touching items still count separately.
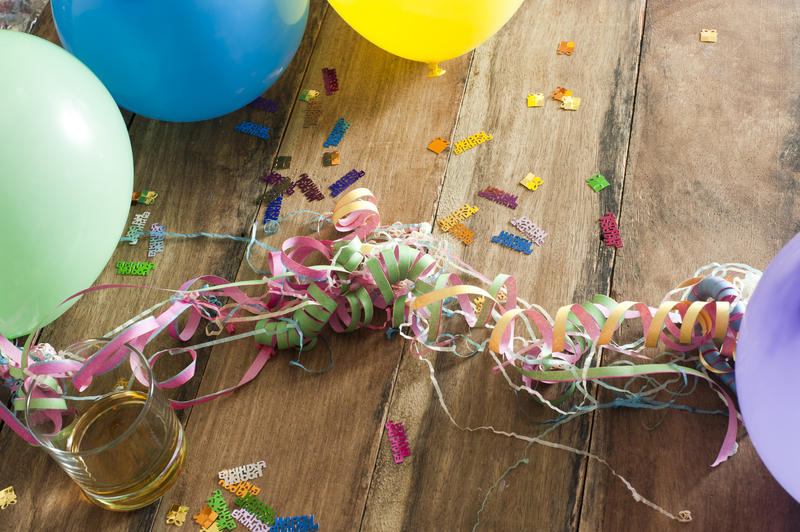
[0,189,754,520]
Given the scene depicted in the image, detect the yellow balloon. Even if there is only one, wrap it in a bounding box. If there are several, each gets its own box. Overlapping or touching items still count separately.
[328,0,525,76]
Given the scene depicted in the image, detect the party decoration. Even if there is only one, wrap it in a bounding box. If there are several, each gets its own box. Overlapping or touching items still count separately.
[126,212,151,244]
[0,189,754,520]
[219,479,261,497]
[193,505,218,529]
[249,98,278,113]
[0,486,16,510]
[327,0,524,76]
[519,173,543,190]
[700,29,718,42]
[115,262,156,276]
[452,131,492,155]
[599,212,623,247]
[206,490,235,531]
[586,174,610,191]
[438,205,479,232]
[323,118,351,148]
[235,121,271,141]
[271,515,318,532]
[299,89,320,102]
[527,93,544,107]
[386,421,411,463]
[322,151,340,167]
[321,67,339,95]
[557,41,576,55]
[51,0,309,122]
[295,174,325,202]
[166,504,189,527]
[737,232,800,503]
[232,508,270,532]
[0,30,133,339]
[510,216,547,246]
[551,87,572,101]
[274,156,292,170]
[427,137,450,154]
[560,96,581,110]
[478,186,518,208]
[329,169,365,197]
[219,461,266,486]
[234,493,276,526]
[490,230,534,254]
[149,224,166,257]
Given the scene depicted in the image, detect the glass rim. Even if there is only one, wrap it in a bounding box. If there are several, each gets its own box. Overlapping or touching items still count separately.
[23,338,157,457]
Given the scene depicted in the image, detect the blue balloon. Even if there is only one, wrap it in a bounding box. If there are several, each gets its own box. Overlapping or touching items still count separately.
[51,0,309,122]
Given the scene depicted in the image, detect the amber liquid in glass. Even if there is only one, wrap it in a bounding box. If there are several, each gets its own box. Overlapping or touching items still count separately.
[65,391,185,511]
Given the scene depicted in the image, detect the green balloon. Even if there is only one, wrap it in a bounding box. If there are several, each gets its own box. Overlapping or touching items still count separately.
[0,30,133,339]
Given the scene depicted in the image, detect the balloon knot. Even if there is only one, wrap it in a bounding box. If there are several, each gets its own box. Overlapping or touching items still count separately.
[427,63,446,78]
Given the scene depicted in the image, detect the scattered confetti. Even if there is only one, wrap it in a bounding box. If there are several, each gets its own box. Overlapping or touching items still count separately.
[148,223,165,258]
[232,507,270,532]
[234,120,270,140]
[437,204,479,232]
[323,118,350,148]
[700,29,717,42]
[263,196,282,223]
[560,95,581,110]
[0,486,16,510]
[261,178,293,205]
[299,89,320,102]
[218,461,266,486]
[448,223,475,245]
[274,156,291,170]
[519,173,542,190]
[557,41,575,55]
[296,174,325,202]
[490,230,533,254]
[526,93,544,107]
[478,186,517,209]
[386,420,411,463]
[271,515,319,532]
[115,261,155,276]
[249,97,278,113]
[322,67,339,95]
[509,216,547,246]
[551,86,572,101]
[201,524,222,532]
[124,211,151,245]
[329,169,365,197]
[586,173,609,191]
[166,504,189,527]
[132,190,158,205]
[235,492,276,525]
[206,489,236,531]
[322,151,340,166]
[427,136,450,154]
[303,101,322,128]
[472,295,485,314]
[599,212,623,247]
[452,131,492,155]
[261,171,296,195]
[219,479,262,497]
[193,505,218,529]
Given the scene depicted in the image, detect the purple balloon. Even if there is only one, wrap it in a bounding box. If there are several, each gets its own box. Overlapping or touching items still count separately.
[736,232,800,503]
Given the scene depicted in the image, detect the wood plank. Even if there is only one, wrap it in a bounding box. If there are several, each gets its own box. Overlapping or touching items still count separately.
[361,0,647,530]
[580,0,800,530]
[148,7,472,532]
[0,3,327,530]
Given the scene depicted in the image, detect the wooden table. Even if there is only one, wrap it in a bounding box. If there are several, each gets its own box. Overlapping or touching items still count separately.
[3,1,800,530]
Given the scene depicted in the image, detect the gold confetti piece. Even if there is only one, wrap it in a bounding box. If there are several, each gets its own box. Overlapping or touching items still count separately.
[561,96,581,110]
[166,504,189,526]
[520,173,543,190]
[0,486,17,510]
[299,89,320,102]
[700,29,717,42]
[526,93,544,107]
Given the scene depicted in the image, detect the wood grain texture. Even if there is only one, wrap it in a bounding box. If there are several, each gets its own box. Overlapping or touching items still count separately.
[580,0,800,530]
[148,6,472,532]
[361,0,647,530]
[0,3,327,531]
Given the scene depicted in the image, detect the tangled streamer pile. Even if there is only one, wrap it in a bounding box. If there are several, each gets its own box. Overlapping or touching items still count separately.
[0,189,758,520]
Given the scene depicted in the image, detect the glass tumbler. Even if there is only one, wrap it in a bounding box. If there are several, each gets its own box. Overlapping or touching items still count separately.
[24,339,185,511]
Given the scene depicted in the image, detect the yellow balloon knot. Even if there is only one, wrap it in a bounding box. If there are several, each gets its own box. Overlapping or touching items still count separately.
[427,62,446,78]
